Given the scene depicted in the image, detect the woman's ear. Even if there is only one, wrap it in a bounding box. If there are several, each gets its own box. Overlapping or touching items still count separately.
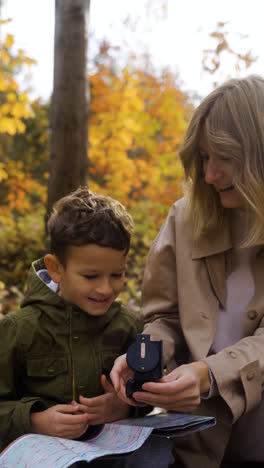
[44,254,63,284]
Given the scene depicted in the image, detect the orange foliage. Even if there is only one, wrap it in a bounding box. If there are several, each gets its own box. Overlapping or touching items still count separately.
[0,160,46,217]
[88,47,191,209]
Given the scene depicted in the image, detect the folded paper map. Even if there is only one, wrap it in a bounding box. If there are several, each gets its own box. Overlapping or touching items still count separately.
[0,412,216,467]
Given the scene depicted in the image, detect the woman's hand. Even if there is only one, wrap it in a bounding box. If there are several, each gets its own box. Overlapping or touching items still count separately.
[76,375,130,424]
[109,353,138,406]
[131,362,210,412]
[30,403,90,439]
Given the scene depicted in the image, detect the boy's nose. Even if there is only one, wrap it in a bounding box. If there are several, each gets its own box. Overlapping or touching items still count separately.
[96,278,113,296]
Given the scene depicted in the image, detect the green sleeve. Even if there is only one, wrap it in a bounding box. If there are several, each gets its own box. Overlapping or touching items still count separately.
[0,316,46,451]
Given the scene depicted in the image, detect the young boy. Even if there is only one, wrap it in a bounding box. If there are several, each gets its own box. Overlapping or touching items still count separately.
[0,187,142,451]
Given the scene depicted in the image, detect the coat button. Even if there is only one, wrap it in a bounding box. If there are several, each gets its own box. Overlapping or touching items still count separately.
[247,310,257,320]
[73,335,80,342]
[246,371,255,381]
[228,351,237,359]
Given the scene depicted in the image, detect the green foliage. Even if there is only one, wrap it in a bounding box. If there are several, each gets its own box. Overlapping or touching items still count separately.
[120,200,169,311]
[0,208,46,313]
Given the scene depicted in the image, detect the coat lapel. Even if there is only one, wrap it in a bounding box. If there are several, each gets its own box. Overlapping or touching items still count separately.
[205,254,227,309]
[191,218,232,309]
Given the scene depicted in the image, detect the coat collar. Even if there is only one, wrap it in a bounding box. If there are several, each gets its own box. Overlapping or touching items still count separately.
[190,211,264,308]
[191,216,232,260]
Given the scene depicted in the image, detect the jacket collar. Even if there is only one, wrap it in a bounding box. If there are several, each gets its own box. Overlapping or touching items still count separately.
[190,212,264,308]
[191,216,232,260]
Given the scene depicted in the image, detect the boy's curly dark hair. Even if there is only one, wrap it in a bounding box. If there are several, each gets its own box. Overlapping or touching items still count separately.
[47,187,134,266]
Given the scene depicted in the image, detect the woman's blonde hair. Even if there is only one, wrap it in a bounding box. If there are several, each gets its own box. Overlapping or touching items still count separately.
[179,74,264,245]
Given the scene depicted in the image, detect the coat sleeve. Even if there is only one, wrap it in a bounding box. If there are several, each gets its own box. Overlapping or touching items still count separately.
[202,327,264,422]
[0,316,46,450]
[201,250,264,422]
[141,206,189,373]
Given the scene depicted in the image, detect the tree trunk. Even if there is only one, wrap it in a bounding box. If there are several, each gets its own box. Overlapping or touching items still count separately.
[47,0,90,218]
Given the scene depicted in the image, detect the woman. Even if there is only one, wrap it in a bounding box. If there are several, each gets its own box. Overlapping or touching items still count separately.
[110,75,264,468]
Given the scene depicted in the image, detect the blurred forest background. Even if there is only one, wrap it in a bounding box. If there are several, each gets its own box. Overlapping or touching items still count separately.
[0,0,257,316]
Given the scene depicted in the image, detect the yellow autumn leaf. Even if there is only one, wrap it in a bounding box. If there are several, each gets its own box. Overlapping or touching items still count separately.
[5,34,14,49]
[0,116,16,135]
[0,102,11,115]
[15,118,26,133]
[7,93,17,103]
[11,102,33,119]
[117,130,133,147]
[0,19,12,26]
[0,49,10,64]
[11,102,25,117]
[0,163,8,182]
[8,77,19,91]
[0,78,8,92]
[18,93,29,103]
[25,56,37,67]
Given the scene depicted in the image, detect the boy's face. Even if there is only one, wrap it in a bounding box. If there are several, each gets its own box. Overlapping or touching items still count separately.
[45,244,127,316]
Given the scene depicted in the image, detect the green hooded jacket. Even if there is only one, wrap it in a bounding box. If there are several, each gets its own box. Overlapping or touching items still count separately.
[0,258,142,451]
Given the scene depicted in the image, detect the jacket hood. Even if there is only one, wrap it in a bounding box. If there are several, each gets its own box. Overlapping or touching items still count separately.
[21,258,65,309]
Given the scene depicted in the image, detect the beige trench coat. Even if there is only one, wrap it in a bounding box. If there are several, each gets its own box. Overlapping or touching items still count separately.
[142,198,264,467]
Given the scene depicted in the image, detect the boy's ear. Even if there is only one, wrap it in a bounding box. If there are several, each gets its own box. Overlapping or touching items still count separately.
[44,254,63,284]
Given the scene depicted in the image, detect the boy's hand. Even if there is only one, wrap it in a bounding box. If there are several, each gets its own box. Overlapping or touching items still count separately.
[76,374,130,424]
[30,403,90,439]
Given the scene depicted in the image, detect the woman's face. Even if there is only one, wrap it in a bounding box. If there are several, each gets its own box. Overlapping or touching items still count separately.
[199,130,245,209]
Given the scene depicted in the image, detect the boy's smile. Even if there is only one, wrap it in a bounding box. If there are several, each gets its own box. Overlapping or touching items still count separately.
[45,245,127,316]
